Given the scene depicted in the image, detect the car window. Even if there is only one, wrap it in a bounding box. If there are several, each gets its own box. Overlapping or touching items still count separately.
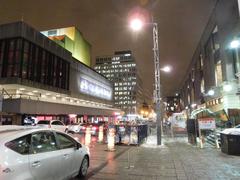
[236,125,240,128]
[52,121,64,126]
[37,120,50,125]
[5,135,31,155]
[31,131,58,154]
[56,133,76,149]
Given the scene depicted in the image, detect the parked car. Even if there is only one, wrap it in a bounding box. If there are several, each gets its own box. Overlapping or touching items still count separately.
[0,126,90,180]
[37,120,68,132]
[221,124,240,135]
[67,123,86,134]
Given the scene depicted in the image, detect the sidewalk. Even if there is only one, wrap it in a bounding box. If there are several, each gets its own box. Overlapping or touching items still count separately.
[86,136,240,180]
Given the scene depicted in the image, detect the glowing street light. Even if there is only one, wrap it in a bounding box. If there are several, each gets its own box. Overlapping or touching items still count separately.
[230,39,240,49]
[207,89,215,96]
[130,18,143,31]
[161,65,172,73]
[223,84,233,92]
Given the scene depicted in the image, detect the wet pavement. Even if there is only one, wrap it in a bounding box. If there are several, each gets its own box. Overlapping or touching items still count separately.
[71,134,240,180]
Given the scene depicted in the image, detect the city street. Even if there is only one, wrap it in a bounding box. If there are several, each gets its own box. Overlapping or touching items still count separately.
[1,1,240,180]
[72,134,240,180]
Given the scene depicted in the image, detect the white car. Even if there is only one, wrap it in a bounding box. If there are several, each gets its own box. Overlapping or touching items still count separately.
[67,123,86,134]
[221,124,240,135]
[0,126,90,180]
[37,120,68,132]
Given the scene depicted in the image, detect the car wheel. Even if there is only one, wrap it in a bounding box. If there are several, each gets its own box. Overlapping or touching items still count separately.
[78,156,89,178]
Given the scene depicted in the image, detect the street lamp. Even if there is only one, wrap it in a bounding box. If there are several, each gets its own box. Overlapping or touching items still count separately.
[130,17,162,145]
[161,65,172,73]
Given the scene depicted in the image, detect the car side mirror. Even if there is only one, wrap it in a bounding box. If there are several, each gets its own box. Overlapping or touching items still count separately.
[75,143,82,150]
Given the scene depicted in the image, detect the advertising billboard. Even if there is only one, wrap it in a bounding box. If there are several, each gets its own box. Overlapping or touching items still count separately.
[79,77,112,100]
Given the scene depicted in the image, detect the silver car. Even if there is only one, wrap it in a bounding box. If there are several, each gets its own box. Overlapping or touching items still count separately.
[0,126,90,180]
[67,123,86,134]
[37,120,68,132]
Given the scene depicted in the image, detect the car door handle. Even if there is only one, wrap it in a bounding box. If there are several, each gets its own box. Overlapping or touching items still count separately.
[32,161,41,168]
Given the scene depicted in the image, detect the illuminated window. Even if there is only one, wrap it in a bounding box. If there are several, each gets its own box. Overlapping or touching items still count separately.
[187,94,190,104]
[215,60,222,86]
[48,30,57,36]
[200,78,205,93]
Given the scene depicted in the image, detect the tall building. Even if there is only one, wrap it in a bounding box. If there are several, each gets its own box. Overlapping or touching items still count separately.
[41,27,91,66]
[179,0,240,126]
[166,96,181,114]
[0,21,119,125]
[94,50,143,115]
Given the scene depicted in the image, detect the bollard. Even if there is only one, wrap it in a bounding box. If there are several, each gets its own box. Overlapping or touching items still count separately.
[98,125,104,143]
[125,150,134,169]
[107,127,116,151]
[85,126,91,147]
[214,130,220,149]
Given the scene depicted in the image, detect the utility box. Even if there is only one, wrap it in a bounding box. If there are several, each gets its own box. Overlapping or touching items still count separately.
[220,133,240,155]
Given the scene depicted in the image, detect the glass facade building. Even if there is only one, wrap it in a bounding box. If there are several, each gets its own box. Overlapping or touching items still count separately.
[0,38,70,90]
[0,21,118,125]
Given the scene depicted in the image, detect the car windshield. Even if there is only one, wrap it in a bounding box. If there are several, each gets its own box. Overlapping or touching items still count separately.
[37,121,50,125]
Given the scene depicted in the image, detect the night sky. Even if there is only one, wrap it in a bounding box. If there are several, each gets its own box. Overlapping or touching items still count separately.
[0,0,217,101]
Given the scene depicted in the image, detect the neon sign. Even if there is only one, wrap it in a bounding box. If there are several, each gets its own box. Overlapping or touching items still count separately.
[80,78,112,100]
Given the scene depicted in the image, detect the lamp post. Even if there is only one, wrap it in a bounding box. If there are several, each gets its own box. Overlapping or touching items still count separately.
[130,19,162,145]
[152,23,162,145]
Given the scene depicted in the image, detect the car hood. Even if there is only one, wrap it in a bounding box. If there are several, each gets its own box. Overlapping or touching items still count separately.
[221,128,240,135]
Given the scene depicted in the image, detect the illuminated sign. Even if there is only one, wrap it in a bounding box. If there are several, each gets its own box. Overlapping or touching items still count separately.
[198,118,216,130]
[80,78,112,100]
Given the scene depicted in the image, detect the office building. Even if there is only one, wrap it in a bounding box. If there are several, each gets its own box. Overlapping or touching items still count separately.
[94,51,143,115]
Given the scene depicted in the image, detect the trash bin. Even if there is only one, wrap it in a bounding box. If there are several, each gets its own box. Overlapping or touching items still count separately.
[220,133,240,155]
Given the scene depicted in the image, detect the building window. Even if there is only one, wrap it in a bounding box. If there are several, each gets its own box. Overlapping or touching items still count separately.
[48,30,57,36]
[215,60,222,86]
[200,78,205,94]
[0,38,69,90]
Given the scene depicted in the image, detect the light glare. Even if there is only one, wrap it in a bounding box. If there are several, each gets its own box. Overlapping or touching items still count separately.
[161,66,172,73]
[130,19,143,31]
[207,89,215,96]
[230,40,240,49]
[223,84,232,92]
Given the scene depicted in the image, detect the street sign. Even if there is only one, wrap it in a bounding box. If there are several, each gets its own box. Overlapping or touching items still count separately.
[198,118,216,130]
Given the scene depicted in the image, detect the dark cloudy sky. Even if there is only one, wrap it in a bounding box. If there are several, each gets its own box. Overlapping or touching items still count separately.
[0,0,217,100]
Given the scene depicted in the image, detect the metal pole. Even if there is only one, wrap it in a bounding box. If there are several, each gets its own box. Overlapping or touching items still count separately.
[152,23,162,145]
